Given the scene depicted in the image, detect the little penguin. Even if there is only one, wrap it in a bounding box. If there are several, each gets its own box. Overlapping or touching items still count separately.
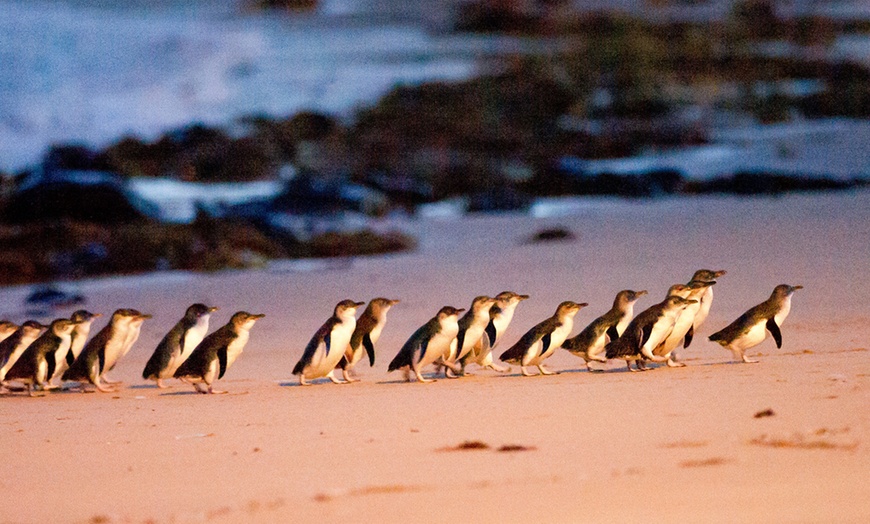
[0,321,47,384]
[563,289,647,371]
[142,304,219,388]
[174,311,264,394]
[4,318,79,396]
[442,295,497,377]
[653,280,715,367]
[605,295,697,371]
[337,298,399,383]
[62,309,138,392]
[708,284,802,363]
[0,321,18,344]
[464,291,529,373]
[102,309,151,384]
[500,301,587,376]
[388,306,465,383]
[53,310,102,382]
[293,300,365,386]
[686,269,726,348]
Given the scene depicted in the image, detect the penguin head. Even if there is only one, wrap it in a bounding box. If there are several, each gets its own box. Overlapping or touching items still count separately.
[367,298,399,316]
[127,310,152,326]
[186,304,219,320]
[665,296,697,310]
[20,320,47,337]
[772,284,803,299]
[436,306,465,320]
[692,269,726,282]
[556,301,588,318]
[470,296,496,313]
[0,321,18,337]
[50,318,79,336]
[687,279,715,290]
[230,311,265,331]
[334,300,365,319]
[615,289,647,307]
[494,291,529,307]
[70,310,102,326]
[666,284,692,299]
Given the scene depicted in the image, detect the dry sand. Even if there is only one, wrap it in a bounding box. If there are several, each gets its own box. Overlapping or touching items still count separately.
[1,190,869,523]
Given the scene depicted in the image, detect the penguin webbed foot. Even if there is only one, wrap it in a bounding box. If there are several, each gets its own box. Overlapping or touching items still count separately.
[327,371,349,385]
[520,366,536,377]
[207,386,227,394]
[666,358,687,368]
[341,369,360,383]
[537,364,558,376]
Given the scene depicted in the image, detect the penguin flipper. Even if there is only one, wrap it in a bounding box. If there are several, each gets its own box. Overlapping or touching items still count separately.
[218,347,228,379]
[640,324,654,348]
[485,320,497,348]
[606,325,620,343]
[683,325,694,348]
[363,333,375,366]
[766,318,783,348]
[98,348,106,376]
[541,333,552,354]
[65,348,76,367]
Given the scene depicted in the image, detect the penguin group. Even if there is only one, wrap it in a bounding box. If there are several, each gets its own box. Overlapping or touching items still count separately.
[0,270,803,396]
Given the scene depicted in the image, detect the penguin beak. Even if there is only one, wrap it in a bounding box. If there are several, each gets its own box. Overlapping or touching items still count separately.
[139,314,153,320]
[93,313,103,318]
[209,306,219,313]
[637,290,648,296]
[390,299,401,305]
[251,314,266,319]
[354,301,365,307]
[791,285,803,291]
[716,270,727,277]
[518,294,530,301]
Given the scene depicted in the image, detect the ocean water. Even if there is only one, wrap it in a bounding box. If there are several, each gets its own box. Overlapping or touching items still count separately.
[0,0,506,171]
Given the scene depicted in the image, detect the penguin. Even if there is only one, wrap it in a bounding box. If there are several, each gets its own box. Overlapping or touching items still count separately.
[441,295,497,377]
[0,321,18,344]
[3,318,79,396]
[0,321,47,384]
[708,284,802,363]
[174,311,265,394]
[605,295,697,371]
[337,298,399,383]
[685,269,726,348]
[142,304,219,388]
[500,301,587,376]
[388,306,465,383]
[653,280,715,367]
[463,291,529,373]
[102,309,151,383]
[293,300,365,386]
[52,310,102,382]
[62,309,137,392]
[563,290,647,371]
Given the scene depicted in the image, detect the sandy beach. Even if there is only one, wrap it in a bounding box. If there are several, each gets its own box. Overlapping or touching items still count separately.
[1,190,869,523]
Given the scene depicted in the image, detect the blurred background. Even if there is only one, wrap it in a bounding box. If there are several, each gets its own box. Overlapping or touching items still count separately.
[1,0,869,287]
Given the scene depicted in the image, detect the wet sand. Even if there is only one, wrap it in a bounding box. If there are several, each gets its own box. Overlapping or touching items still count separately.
[1,191,868,523]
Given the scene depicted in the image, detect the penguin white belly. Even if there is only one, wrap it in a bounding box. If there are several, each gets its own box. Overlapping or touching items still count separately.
[660,303,701,355]
[458,323,487,359]
[586,333,608,361]
[50,336,73,379]
[419,330,457,368]
[102,333,129,371]
[120,325,143,359]
[225,330,250,369]
[203,358,219,385]
[527,322,573,365]
[694,288,714,328]
[729,321,769,351]
[774,296,793,325]
[616,308,633,336]
[304,326,353,379]
[36,359,49,384]
[642,318,677,358]
[166,320,210,378]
